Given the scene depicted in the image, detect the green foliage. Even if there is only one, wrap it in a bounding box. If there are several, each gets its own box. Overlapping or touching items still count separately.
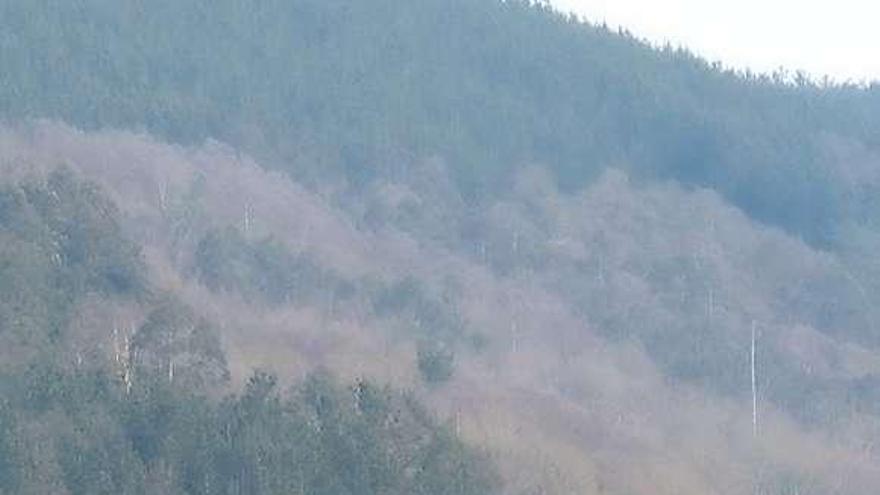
[410,428,497,495]
[0,402,19,494]
[194,227,353,306]
[417,341,456,385]
[2,0,878,246]
[0,169,144,369]
[0,366,500,494]
[56,411,145,495]
[0,168,498,493]
[373,277,465,343]
[5,0,880,489]
[132,299,229,391]
[373,278,467,384]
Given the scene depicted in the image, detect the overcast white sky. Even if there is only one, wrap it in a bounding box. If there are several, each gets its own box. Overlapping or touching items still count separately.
[549,0,880,83]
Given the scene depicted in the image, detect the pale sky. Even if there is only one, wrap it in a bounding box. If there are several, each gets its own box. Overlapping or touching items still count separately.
[550,0,880,83]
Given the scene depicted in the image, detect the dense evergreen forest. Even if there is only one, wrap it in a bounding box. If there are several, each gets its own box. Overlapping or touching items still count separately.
[0,171,496,494]
[2,0,880,494]
[2,0,879,245]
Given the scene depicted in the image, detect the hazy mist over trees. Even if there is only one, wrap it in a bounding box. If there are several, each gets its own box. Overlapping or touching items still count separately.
[1,1,880,494]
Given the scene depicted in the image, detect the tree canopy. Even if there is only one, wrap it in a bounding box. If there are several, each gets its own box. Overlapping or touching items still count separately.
[2,0,878,245]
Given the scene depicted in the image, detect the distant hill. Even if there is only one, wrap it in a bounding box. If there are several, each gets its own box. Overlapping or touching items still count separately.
[3,1,880,494]
[2,0,879,246]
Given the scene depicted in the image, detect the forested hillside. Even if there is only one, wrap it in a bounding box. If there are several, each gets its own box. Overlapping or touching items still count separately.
[3,0,880,245]
[0,168,496,494]
[2,1,880,494]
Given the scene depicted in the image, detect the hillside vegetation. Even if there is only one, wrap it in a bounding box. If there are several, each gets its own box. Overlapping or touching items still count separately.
[3,0,880,245]
[2,1,880,494]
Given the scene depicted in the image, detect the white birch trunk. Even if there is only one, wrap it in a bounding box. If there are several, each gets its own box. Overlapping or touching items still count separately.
[751,319,758,438]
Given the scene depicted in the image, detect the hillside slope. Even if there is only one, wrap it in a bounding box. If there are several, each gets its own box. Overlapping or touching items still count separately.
[2,0,880,245]
[3,1,880,494]
[3,122,880,494]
